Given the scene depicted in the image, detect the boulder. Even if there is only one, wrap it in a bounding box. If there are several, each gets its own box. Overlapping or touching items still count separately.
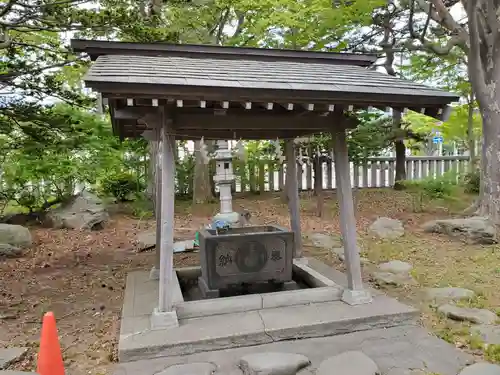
[0,244,23,259]
[378,260,412,274]
[437,304,498,324]
[471,324,500,345]
[424,287,475,302]
[306,233,342,249]
[239,352,310,375]
[332,247,369,264]
[372,272,416,287]
[422,216,497,244]
[47,192,109,230]
[316,351,379,375]
[369,217,404,239]
[156,362,216,375]
[373,260,416,286]
[0,224,31,248]
[137,230,156,251]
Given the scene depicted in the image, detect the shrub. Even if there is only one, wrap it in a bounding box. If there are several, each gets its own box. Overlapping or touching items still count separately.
[402,173,459,212]
[101,172,143,202]
[404,173,457,199]
[463,169,480,194]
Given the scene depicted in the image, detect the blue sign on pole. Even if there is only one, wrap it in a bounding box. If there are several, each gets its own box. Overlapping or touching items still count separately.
[432,136,443,144]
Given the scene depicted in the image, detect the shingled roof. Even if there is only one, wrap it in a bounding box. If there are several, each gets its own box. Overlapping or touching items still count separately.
[71,39,460,140]
[84,54,457,105]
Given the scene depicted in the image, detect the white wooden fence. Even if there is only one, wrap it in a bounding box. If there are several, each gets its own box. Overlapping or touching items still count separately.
[232,156,470,193]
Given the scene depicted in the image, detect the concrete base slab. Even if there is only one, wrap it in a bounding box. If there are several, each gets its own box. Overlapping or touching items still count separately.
[151,308,179,330]
[119,258,417,362]
[114,325,474,375]
[119,293,417,362]
[341,288,373,305]
[149,266,159,280]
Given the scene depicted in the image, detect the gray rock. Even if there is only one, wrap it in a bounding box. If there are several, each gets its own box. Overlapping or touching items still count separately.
[385,370,430,375]
[425,287,475,302]
[459,363,500,375]
[173,240,196,253]
[378,260,412,274]
[239,352,310,375]
[0,347,28,369]
[156,362,216,375]
[0,372,38,375]
[471,324,500,344]
[0,313,18,320]
[368,217,404,239]
[316,351,379,375]
[0,244,23,258]
[47,191,109,230]
[437,304,498,324]
[332,247,369,264]
[422,216,497,245]
[372,272,416,286]
[306,233,341,250]
[137,230,156,251]
[0,225,31,248]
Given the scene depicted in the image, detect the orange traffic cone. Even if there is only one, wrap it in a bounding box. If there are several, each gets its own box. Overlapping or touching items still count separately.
[37,312,65,375]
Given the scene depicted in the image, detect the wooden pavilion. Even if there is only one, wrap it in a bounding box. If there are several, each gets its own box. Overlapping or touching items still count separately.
[71,39,459,329]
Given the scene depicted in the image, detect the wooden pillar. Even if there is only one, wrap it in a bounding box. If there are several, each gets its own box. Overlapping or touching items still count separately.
[332,127,372,305]
[285,140,302,258]
[148,139,162,280]
[154,142,162,274]
[151,113,178,329]
[143,122,161,281]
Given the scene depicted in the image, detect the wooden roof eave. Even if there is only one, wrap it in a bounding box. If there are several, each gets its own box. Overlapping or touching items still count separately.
[89,81,458,109]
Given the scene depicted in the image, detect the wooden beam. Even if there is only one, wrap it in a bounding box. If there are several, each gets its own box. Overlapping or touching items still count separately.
[174,113,333,130]
[114,106,161,120]
[285,140,302,258]
[167,129,315,140]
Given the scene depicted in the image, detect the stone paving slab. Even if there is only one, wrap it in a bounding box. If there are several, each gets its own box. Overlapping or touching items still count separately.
[119,310,272,362]
[259,295,417,341]
[0,348,28,370]
[114,325,474,375]
[119,294,418,362]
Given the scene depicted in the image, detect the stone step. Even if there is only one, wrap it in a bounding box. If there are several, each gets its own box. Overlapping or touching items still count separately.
[119,294,418,362]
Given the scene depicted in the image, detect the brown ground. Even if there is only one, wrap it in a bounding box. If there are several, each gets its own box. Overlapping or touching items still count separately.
[1,189,498,375]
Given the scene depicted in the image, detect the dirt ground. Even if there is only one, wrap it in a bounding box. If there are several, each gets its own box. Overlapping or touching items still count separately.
[1,189,498,375]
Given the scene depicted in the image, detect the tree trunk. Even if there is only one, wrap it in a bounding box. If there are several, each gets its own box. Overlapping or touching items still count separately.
[466,94,476,171]
[314,155,324,217]
[147,140,158,212]
[392,110,406,190]
[477,107,500,223]
[192,140,214,204]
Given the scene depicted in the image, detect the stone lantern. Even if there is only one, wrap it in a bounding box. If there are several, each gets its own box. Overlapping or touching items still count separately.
[212,140,240,226]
